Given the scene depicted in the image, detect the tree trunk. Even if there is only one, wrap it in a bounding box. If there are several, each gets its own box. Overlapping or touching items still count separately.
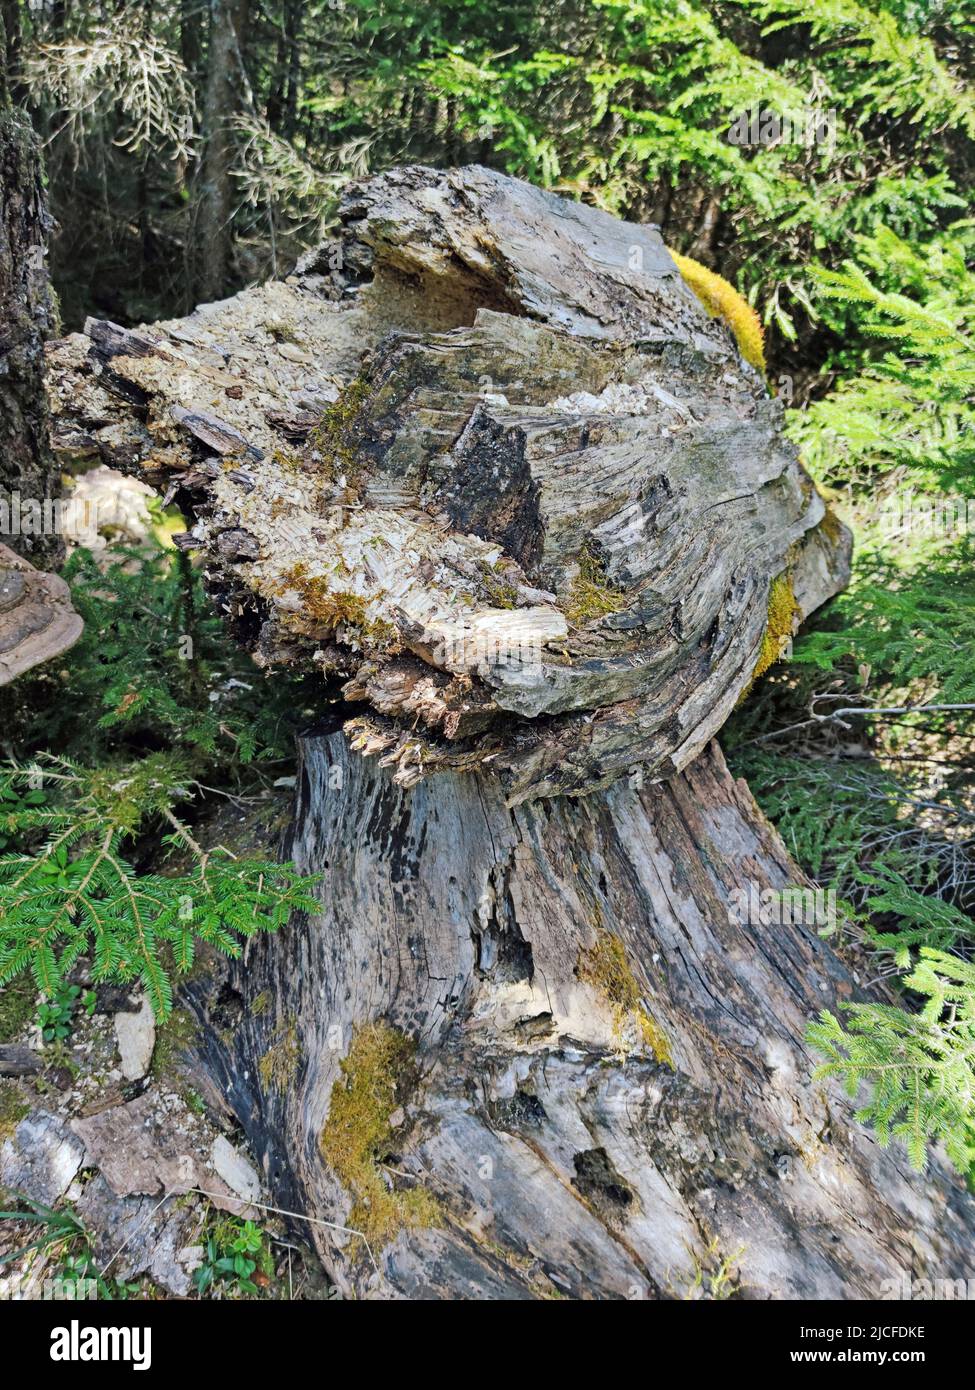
[0,56,61,567]
[0,28,80,678]
[180,0,202,80]
[43,164,975,1297]
[197,0,250,301]
[184,731,974,1299]
[266,0,301,137]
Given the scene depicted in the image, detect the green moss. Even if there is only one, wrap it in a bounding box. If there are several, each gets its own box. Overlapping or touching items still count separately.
[819,505,844,547]
[319,1022,440,1250]
[264,319,300,344]
[270,448,303,473]
[669,250,765,376]
[0,1080,28,1142]
[0,980,36,1044]
[309,376,372,496]
[482,566,519,609]
[564,546,627,625]
[577,929,672,1065]
[277,564,398,650]
[752,571,800,683]
[259,1018,301,1093]
[680,1235,746,1301]
[251,991,270,1017]
[151,1007,199,1081]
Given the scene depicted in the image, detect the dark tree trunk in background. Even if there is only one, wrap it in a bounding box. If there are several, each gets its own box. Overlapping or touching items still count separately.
[0,24,80,679]
[198,0,250,301]
[0,2,21,103]
[266,0,301,136]
[180,0,202,79]
[0,26,61,567]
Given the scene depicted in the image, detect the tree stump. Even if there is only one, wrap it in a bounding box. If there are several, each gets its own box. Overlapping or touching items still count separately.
[46,165,975,1298]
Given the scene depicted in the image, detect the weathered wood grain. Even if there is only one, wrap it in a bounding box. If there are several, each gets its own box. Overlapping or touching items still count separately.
[45,165,849,802]
[186,733,974,1299]
[44,164,964,1301]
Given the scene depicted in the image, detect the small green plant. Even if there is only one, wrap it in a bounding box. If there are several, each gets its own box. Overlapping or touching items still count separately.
[0,1195,86,1267]
[808,949,975,1177]
[57,1247,142,1300]
[0,781,45,851]
[36,983,95,1044]
[0,543,314,774]
[192,1218,274,1297]
[0,758,319,1020]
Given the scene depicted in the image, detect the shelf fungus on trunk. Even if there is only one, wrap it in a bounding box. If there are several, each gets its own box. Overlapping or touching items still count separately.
[0,544,83,685]
[46,164,849,804]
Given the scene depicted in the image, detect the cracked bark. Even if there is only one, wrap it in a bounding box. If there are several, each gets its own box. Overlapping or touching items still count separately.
[43,164,975,1297]
[0,84,80,676]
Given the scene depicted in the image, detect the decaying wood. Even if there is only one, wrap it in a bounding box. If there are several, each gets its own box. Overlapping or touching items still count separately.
[186,733,974,1299]
[44,164,974,1300]
[0,543,83,685]
[0,1043,41,1077]
[47,164,849,803]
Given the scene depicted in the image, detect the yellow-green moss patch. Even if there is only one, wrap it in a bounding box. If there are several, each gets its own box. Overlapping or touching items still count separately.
[578,929,672,1065]
[319,1022,440,1249]
[668,250,766,376]
[0,1080,28,1142]
[752,571,800,683]
[277,563,398,650]
[481,565,519,609]
[309,375,371,495]
[819,505,844,548]
[259,1018,301,1093]
[0,979,35,1044]
[151,1007,199,1081]
[564,546,627,625]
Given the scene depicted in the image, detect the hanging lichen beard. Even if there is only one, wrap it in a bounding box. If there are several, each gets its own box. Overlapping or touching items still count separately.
[49,1320,151,1371]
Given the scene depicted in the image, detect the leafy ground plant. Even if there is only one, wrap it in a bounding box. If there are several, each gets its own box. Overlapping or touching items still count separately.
[192,1218,274,1297]
[36,983,95,1044]
[0,1195,87,1268]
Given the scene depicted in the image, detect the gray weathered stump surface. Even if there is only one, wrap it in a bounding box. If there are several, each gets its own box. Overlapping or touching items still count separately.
[45,165,974,1297]
[47,164,848,800]
[192,733,973,1299]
